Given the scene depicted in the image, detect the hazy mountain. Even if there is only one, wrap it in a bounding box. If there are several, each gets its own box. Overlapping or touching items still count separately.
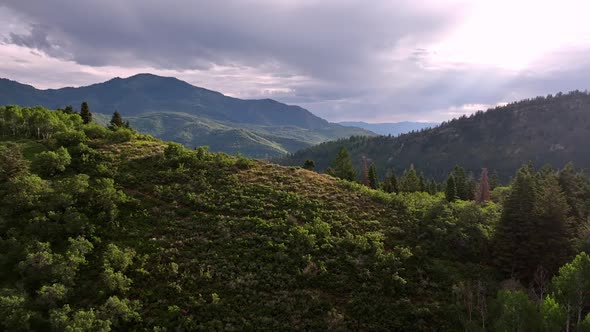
[0,74,374,157]
[282,90,590,180]
[339,121,438,136]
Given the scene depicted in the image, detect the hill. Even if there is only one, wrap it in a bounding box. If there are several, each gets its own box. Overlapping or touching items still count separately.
[283,90,590,181]
[339,121,438,136]
[0,75,374,158]
[2,105,590,331]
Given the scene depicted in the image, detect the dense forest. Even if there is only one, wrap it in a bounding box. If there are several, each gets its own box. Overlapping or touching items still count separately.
[1,104,590,331]
[281,90,590,181]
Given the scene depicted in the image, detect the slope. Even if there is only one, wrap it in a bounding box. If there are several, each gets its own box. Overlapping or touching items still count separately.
[0,105,498,331]
[339,121,438,136]
[282,90,590,180]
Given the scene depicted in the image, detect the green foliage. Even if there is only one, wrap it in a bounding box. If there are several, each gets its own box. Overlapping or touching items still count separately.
[32,146,72,177]
[399,164,421,193]
[326,146,356,181]
[540,296,566,332]
[492,290,539,331]
[303,159,315,171]
[368,163,379,189]
[446,175,458,202]
[54,130,89,148]
[0,143,29,182]
[80,102,93,124]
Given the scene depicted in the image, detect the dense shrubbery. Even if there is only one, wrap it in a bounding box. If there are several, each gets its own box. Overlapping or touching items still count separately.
[0,105,589,330]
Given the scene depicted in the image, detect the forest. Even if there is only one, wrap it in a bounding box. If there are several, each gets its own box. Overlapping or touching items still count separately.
[1,104,590,331]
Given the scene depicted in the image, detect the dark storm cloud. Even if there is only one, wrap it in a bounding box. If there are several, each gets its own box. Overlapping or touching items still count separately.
[2,1,590,122]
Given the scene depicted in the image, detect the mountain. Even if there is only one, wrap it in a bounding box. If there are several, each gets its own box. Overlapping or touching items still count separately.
[0,74,374,158]
[339,121,437,136]
[282,90,590,180]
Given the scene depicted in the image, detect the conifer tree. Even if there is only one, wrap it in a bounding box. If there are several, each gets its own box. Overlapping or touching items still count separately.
[383,169,399,193]
[445,175,458,202]
[109,111,124,130]
[80,102,92,124]
[326,147,356,181]
[303,160,315,171]
[476,168,491,203]
[493,166,537,282]
[361,157,370,186]
[368,163,379,189]
[490,170,500,190]
[399,164,421,193]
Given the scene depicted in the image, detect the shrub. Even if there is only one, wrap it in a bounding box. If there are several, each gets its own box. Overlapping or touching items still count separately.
[32,147,71,177]
[54,130,88,148]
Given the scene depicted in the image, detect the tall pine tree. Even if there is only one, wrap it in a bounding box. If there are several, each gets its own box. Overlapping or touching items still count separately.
[80,102,92,124]
[368,163,379,189]
[476,168,491,203]
[445,175,458,202]
[383,169,399,193]
[493,166,537,282]
[109,111,124,130]
[326,147,356,181]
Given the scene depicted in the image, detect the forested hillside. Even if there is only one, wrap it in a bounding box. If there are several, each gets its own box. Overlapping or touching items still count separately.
[1,105,590,331]
[0,75,373,158]
[283,91,590,181]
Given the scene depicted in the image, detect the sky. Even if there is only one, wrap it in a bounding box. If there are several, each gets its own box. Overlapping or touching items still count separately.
[1,0,590,123]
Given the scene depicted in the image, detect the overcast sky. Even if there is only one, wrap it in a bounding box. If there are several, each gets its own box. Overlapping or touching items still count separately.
[1,0,590,122]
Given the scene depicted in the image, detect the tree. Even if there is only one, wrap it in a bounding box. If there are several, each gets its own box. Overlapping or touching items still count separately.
[552,252,590,331]
[493,166,537,281]
[326,147,356,181]
[492,290,539,331]
[476,168,491,203]
[0,143,29,182]
[303,160,315,171]
[80,102,92,124]
[399,165,421,193]
[382,169,398,193]
[490,170,500,190]
[368,163,379,189]
[361,157,370,186]
[31,147,72,177]
[109,111,124,130]
[445,175,458,202]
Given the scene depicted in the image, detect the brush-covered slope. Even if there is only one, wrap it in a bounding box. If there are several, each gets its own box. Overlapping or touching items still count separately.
[0,105,500,331]
[283,91,590,180]
[0,75,374,157]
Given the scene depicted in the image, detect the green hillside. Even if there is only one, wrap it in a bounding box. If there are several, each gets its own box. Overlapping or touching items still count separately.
[2,105,590,331]
[0,75,374,158]
[282,91,590,181]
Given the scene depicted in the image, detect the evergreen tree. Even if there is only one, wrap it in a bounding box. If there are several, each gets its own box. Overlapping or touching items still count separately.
[326,147,356,181]
[532,173,572,274]
[493,166,537,282]
[451,166,470,200]
[476,168,491,203]
[490,170,500,190]
[399,165,421,193]
[80,102,92,124]
[109,111,124,130]
[303,160,315,171]
[445,175,458,202]
[361,157,370,186]
[368,163,379,189]
[382,169,398,193]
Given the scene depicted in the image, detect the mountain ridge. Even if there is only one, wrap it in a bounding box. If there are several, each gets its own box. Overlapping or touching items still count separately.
[0,74,375,157]
[281,90,590,180]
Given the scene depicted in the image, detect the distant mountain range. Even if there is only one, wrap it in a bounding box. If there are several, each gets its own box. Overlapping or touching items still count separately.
[281,91,590,181]
[339,121,438,136]
[0,74,374,157]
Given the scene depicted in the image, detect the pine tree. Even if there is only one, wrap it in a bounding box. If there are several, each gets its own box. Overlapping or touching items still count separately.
[303,160,315,171]
[368,163,379,189]
[532,172,572,275]
[383,169,398,193]
[445,175,458,202]
[399,164,421,193]
[476,168,491,203]
[326,147,356,181]
[361,157,370,186]
[109,111,124,130]
[451,166,471,200]
[493,166,537,282]
[80,102,92,124]
[490,170,500,190]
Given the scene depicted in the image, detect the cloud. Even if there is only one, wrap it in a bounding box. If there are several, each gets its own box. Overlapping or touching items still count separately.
[1,1,590,122]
